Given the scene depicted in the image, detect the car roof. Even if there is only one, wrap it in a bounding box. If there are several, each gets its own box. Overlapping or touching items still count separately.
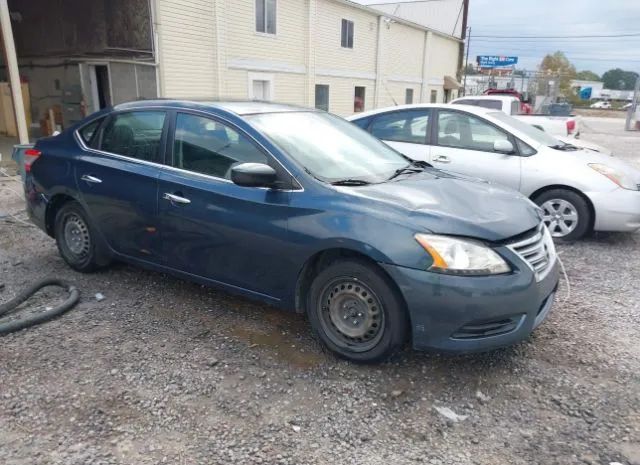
[113,99,314,116]
[347,103,497,120]
[453,95,519,102]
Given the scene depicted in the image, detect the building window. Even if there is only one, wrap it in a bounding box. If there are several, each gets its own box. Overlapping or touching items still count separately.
[341,19,354,48]
[248,73,274,101]
[256,0,276,34]
[430,90,438,103]
[405,89,414,104]
[315,84,329,111]
[354,86,365,112]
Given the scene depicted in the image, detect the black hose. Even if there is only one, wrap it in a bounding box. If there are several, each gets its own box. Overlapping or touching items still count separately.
[0,278,80,335]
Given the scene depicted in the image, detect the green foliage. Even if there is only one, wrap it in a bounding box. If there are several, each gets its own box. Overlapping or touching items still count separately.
[601,68,639,90]
[575,70,600,81]
[538,51,577,95]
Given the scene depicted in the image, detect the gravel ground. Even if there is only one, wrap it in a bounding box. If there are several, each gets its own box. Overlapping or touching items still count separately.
[1,117,639,465]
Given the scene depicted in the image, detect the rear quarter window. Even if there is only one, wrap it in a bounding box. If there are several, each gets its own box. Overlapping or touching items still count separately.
[78,118,104,148]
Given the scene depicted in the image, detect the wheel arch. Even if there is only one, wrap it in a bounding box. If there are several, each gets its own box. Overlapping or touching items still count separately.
[529,184,596,231]
[45,193,79,237]
[294,247,409,321]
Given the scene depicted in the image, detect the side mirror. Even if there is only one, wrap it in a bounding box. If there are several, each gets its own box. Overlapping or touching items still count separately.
[231,163,278,188]
[494,139,515,154]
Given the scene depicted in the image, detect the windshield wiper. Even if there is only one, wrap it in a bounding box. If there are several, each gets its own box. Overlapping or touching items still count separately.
[549,143,578,151]
[331,179,371,186]
[387,163,425,181]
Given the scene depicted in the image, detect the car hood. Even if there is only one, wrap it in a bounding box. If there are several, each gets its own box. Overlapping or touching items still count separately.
[565,148,640,182]
[338,169,542,242]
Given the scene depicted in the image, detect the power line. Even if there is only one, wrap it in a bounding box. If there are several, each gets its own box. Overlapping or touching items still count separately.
[473,32,640,39]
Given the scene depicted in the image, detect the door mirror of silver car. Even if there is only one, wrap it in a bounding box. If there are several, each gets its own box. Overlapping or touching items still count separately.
[231,163,278,188]
[494,139,515,154]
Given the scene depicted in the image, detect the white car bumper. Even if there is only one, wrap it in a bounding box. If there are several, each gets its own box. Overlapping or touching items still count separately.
[587,188,640,232]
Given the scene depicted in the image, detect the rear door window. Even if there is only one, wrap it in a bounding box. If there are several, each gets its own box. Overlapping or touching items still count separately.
[100,111,166,162]
[172,113,268,179]
[369,110,430,144]
[437,110,510,152]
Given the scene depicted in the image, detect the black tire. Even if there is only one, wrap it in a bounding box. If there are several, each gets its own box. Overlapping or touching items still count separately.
[54,201,111,272]
[306,259,409,363]
[533,189,591,241]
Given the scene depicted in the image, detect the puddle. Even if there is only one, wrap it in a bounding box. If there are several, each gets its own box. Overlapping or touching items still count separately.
[231,312,326,370]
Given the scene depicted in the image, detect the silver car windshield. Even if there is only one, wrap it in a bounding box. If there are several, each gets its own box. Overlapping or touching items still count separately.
[488,111,561,147]
[247,111,408,183]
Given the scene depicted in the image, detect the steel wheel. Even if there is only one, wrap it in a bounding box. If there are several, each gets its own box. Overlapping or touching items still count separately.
[62,213,91,258]
[317,277,385,353]
[541,198,579,238]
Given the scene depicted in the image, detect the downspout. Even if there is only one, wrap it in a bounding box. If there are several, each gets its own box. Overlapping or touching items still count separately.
[148,0,162,97]
[0,0,28,143]
[374,16,385,108]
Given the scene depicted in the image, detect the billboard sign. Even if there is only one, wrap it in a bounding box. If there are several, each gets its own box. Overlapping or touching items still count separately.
[477,56,519,68]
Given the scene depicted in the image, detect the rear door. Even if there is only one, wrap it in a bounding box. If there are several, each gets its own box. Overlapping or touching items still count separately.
[429,108,522,191]
[157,111,292,298]
[366,109,432,162]
[74,110,167,262]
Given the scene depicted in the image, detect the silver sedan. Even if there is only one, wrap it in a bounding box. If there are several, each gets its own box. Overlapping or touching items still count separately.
[348,104,640,240]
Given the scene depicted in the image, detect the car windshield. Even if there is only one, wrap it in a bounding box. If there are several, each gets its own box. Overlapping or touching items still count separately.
[247,111,409,183]
[488,111,562,147]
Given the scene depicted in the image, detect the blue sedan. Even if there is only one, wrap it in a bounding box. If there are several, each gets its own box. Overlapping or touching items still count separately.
[23,100,559,362]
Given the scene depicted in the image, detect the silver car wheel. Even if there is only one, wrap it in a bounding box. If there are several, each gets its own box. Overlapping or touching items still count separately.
[541,199,579,237]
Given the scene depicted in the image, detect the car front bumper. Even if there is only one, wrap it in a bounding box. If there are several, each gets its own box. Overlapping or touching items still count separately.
[382,257,560,353]
[587,188,640,232]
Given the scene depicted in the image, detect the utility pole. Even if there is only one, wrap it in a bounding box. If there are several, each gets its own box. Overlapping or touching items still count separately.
[463,27,471,96]
[0,0,28,144]
[625,76,640,131]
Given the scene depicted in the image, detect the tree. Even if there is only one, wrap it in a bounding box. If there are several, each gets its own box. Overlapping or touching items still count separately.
[538,51,576,96]
[575,70,600,81]
[602,68,639,90]
[463,64,478,75]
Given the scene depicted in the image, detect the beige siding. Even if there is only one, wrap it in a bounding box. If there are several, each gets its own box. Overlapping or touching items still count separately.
[224,0,308,69]
[315,1,378,74]
[223,69,307,106]
[427,34,460,83]
[382,22,424,82]
[156,0,217,97]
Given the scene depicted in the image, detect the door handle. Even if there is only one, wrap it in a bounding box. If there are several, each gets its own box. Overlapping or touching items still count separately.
[163,192,191,205]
[433,155,451,164]
[81,174,102,184]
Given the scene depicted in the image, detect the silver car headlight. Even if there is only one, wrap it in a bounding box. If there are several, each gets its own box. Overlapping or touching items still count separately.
[589,163,639,191]
[414,234,511,276]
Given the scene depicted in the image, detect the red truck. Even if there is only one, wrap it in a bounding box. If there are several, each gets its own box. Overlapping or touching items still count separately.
[483,88,533,114]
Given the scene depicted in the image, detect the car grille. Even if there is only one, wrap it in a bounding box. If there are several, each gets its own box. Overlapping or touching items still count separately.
[507,223,556,282]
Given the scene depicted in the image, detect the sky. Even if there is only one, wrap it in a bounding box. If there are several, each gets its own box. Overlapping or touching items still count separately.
[467,0,640,75]
[356,0,640,76]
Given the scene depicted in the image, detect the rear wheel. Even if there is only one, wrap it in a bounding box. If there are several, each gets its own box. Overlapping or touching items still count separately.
[54,201,110,272]
[306,259,409,363]
[533,189,591,241]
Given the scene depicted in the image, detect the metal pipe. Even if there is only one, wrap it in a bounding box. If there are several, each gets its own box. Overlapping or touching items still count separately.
[0,0,28,143]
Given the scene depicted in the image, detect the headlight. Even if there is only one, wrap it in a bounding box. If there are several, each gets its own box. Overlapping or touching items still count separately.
[589,163,638,190]
[414,234,511,276]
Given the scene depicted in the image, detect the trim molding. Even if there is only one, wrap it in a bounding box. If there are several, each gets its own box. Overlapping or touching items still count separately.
[428,77,445,86]
[316,67,376,80]
[387,75,423,84]
[227,57,306,75]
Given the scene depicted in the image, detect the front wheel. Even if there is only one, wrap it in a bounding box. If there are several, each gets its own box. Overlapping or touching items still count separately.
[533,189,591,241]
[306,259,409,363]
